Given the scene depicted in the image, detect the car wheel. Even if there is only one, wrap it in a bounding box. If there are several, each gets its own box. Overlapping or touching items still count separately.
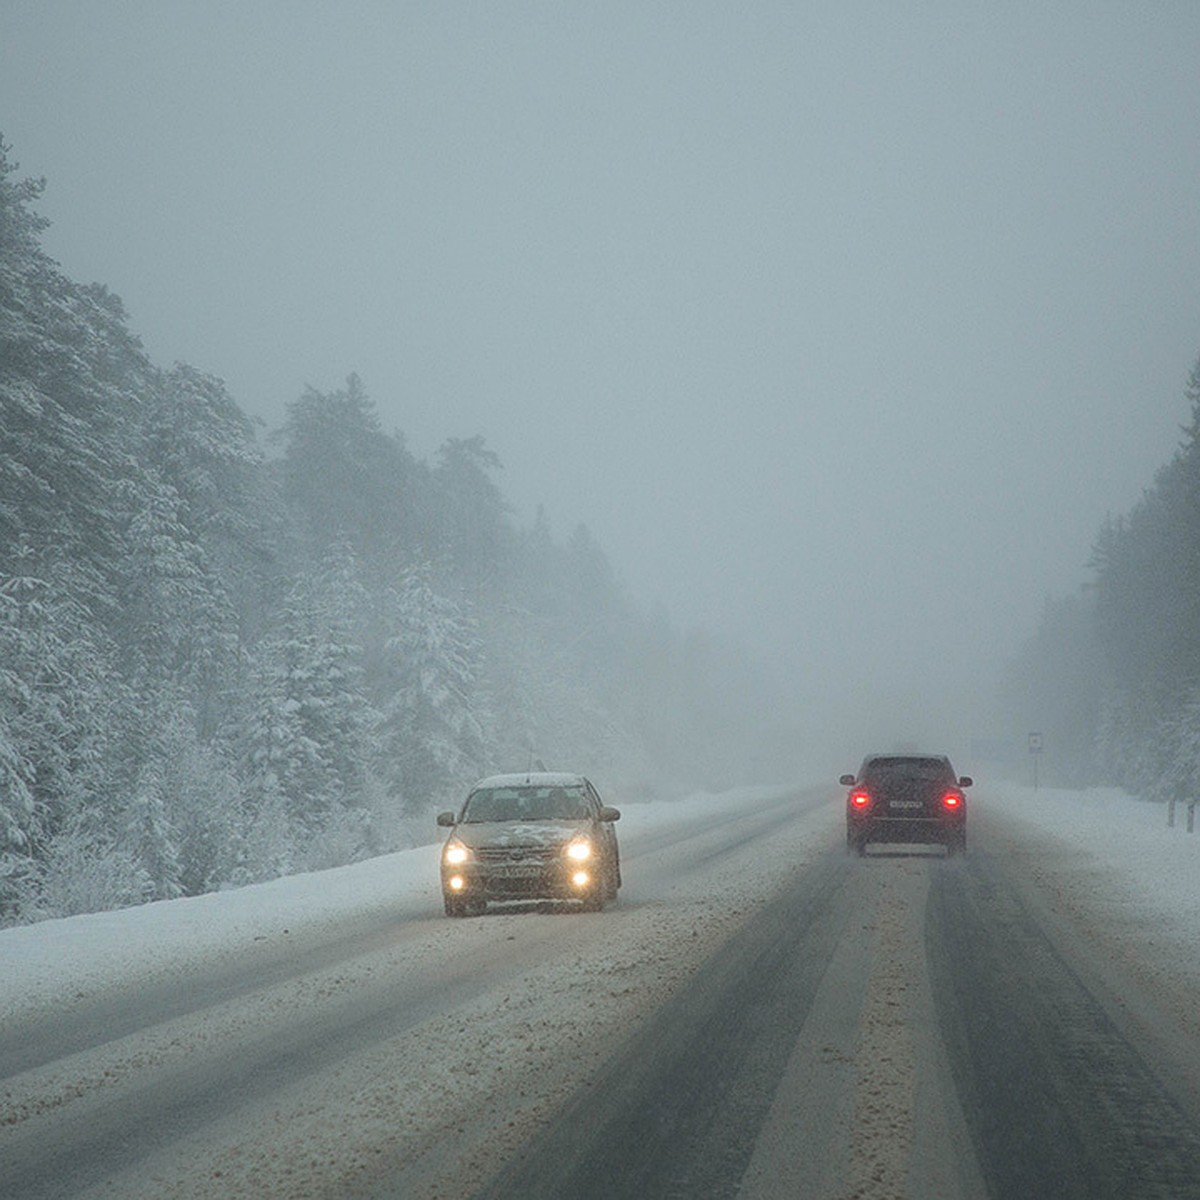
[444,894,466,917]
[605,855,620,902]
[947,831,966,857]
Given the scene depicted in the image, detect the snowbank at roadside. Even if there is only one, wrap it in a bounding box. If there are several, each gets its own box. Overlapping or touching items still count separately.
[982,782,1200,937]
[980,781,1200,1047]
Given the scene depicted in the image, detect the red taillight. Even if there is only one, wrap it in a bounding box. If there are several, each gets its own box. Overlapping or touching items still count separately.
[942,791,961,809]
[851,790,871,808]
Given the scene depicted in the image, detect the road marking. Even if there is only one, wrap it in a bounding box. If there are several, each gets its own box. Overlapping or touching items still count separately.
[842,862,921,1199]
[739,855,987,1200]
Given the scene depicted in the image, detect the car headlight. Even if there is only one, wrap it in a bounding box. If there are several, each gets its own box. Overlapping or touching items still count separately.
[443,839,471,865]
[566,838,592,861]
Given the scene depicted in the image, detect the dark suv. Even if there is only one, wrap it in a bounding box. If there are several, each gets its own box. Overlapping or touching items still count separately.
[436,773,622,916]
[840,754,972,856]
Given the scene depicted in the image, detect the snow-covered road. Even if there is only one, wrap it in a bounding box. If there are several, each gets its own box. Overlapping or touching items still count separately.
[3,781,1200,1198]
[1,785,834,1198]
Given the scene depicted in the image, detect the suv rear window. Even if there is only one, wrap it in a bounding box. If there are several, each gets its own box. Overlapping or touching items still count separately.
[862,757,955,786]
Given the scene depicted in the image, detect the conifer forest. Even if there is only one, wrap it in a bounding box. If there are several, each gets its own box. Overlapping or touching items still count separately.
[0,138,778,923]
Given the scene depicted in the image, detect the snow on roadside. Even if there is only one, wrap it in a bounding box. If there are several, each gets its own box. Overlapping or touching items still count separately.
[981,781,1200,1042]
[0,841,436,1024]
[983,781,1200,940]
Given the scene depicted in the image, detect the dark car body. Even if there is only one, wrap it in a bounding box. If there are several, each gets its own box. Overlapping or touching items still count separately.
[436,772,621,916]
[841,754,971,856]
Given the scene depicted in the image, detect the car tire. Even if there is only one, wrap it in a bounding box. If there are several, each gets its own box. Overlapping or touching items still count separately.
[444,895,467,917]
[947,831,966,857]
[605,856,620,902]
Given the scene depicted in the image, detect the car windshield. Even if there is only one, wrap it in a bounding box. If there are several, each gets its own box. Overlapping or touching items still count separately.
[863,757,955,786]
[461,785,591,822]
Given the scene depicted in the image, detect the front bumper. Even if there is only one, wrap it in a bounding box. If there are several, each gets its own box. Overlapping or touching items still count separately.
[441,860,601,903]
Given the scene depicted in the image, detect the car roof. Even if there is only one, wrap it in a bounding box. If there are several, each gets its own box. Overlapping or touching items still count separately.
[860,753,954,770]
[469,772,589,790]
[862,753,951,763]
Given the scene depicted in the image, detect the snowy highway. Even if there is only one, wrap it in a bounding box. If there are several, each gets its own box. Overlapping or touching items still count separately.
[4,783,1200,1199]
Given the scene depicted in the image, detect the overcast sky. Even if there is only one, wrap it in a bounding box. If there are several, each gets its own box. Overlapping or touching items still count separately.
[3,2,1199,755]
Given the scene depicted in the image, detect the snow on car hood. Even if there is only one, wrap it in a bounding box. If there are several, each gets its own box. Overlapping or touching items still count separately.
[453,819,586,849]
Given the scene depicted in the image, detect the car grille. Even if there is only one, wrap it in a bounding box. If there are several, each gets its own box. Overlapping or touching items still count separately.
[474,845,557,865]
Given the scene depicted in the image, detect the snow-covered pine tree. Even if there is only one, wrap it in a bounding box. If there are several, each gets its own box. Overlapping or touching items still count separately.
[431,436,509,596]
[0,546,124,920]
[276,373,419,573]
[0,138,154,630]
[121,762,183,902]
[143,361,278,656]
[377,564,490,821]
[238,545,380,861]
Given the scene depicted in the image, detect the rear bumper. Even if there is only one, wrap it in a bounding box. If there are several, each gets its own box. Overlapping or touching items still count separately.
[848,814,964,846]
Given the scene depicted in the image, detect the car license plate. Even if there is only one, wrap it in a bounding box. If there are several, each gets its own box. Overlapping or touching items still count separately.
[494,863,543,878]
[890,800,923,809]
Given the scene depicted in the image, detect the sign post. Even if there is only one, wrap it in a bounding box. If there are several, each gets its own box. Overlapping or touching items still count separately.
[1028,732,1043,791]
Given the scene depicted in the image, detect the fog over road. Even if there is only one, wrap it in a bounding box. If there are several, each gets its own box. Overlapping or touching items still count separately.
[4,789,1200,1199]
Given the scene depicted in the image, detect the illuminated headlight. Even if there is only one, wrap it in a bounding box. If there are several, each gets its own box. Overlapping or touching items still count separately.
[566,839,592,862]
[571,870,591,888]
[443,839,471,865]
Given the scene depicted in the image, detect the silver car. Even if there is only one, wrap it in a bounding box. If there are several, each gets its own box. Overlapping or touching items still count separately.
[436,772,622,916]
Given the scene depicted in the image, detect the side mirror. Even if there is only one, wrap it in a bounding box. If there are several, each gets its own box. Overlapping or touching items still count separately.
[839,774,856,787]
[598,806,621,822]
[436,811,457,827]
[958,776,973,788]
